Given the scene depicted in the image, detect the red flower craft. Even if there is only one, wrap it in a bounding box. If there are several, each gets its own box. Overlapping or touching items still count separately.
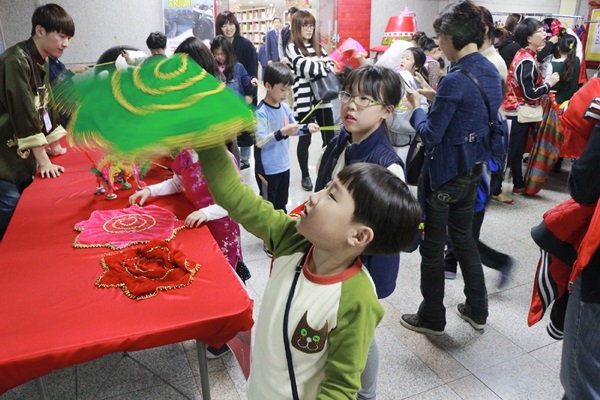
[96,240,200,300]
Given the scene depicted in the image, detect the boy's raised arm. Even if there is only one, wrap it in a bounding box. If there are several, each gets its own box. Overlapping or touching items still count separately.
[197,145,301,252]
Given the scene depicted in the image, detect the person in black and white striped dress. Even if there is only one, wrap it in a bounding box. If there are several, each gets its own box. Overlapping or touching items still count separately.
[286,10,335,191]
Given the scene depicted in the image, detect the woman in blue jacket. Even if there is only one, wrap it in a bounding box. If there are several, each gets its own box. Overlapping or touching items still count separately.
[400,0,503,335]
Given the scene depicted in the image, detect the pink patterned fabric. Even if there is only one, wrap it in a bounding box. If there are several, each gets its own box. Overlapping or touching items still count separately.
[171,149,243,268]
[73,204,184,250]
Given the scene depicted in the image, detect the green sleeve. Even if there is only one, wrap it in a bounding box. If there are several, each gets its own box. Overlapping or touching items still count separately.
[197,145,306,256]
[317,274,384,399]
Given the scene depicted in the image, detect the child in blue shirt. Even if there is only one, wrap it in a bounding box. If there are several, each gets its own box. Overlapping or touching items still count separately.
[254,63,319,212]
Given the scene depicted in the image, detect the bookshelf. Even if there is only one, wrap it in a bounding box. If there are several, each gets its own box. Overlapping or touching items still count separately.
[235,6,276,49]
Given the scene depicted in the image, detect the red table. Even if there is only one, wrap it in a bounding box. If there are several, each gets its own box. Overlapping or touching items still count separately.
[0,150,254,398]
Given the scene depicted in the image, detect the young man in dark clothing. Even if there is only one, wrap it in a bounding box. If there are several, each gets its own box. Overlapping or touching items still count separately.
[0,3,76,241]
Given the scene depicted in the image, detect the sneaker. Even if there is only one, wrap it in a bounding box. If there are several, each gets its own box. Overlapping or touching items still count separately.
[263,245,273,258]
[444,270,457,280]
[512,186,525,195]
[301,176,313,191]
[400,314,444,336]
[456,303,486,330]
[206,344,231,359]
[444,262,457,280]
[491,193,514,205]
[240,161,250,170]
[498,258,514,289]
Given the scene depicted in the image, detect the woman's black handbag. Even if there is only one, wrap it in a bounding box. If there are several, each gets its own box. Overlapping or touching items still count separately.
[405,135,425,186]
[309,71,341,103]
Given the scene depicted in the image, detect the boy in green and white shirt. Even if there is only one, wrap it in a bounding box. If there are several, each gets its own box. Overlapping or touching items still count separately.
[198,145,420,399]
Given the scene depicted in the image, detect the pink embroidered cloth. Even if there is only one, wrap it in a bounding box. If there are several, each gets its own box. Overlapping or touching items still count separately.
[73,204,185,249]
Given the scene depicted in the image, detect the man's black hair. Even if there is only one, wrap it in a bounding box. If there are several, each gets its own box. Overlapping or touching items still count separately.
[146,31,167,50]
[30,3,74,37]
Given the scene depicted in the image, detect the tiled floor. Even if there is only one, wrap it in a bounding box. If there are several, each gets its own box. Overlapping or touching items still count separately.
[1,136,570,399]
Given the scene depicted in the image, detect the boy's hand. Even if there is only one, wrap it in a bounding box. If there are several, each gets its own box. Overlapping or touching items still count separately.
[250,77,258,86]
[39,163,64,178]
[129,188,151,206]
[185,210,208,228]
[307,122,320,133]
[280,123,301,136]
[121,50,135,65]
[69,64,89,74]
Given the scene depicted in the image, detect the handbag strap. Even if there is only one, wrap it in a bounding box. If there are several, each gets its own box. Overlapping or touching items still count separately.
[455,69,493,125]
[283,253,308,400]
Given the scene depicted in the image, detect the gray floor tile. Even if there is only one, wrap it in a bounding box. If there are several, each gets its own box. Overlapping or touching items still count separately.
[447,374,501,400]
[374,326,444,399]
[381,302,471,383]
[529,341,563,373]
[0,366,76,400]
[487,284,559,353]
[475,353,564,400]
[101,377,200,400]
[431,319,525,373]
[404,384,462,400]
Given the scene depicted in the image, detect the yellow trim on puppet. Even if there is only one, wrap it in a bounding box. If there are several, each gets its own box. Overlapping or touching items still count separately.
[112,71,227,116]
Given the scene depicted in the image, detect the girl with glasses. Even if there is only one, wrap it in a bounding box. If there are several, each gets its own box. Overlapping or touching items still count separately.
[315,64,407,399]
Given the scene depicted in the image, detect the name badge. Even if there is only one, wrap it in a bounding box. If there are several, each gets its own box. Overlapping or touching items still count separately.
[43,111,52,133]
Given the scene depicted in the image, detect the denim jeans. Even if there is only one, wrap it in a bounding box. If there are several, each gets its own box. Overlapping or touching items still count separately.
[560,276,600,399]
[0,179,30,241]
[418,165,488,329]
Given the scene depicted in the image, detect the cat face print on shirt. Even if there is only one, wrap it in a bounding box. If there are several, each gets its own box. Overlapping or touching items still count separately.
[291,311,329,354]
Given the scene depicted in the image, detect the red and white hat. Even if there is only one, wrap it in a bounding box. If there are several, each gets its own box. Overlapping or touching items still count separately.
[371,6,417,53]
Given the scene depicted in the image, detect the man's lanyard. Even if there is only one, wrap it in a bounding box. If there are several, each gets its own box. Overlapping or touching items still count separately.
[25,43,52,134]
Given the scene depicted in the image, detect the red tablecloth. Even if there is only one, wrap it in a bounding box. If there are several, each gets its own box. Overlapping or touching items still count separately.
[0,150,254,394]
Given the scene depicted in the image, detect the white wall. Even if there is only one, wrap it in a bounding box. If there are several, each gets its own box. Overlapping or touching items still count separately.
[0,0,164,65]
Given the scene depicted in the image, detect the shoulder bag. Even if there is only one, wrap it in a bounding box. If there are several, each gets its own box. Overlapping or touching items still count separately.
[309,68,341,103]
[517,103,543,123]
[405,134,425,186]
[509,84,543,123]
